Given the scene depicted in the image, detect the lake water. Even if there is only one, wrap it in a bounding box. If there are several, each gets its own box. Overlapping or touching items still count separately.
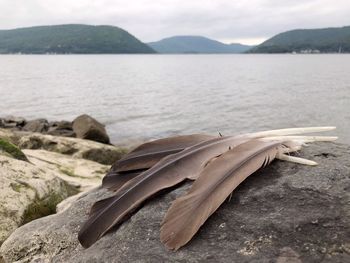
[0,54,349,145]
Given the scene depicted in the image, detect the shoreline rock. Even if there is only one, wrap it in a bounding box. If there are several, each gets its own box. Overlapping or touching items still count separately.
[72,114,110,144]
[0,114,110,145]
[0,153,77,246]
[1,142,349,262]
[17,132,126,165]
[0,116,127,251]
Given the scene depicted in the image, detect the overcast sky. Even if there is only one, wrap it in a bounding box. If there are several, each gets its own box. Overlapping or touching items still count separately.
[0,0,350,45]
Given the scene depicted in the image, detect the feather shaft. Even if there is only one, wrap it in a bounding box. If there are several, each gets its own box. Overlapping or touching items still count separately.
[276,154,318,166]
[250,126,335,138]
[261,135,338,143]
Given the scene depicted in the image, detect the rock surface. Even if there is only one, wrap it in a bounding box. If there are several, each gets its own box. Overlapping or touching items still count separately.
[22,119,49,133]
[17,132,126,165]
[1,143,349,263]
[0,154,76,246]
[73,114,110,144]
[23,149,110,192]
[47,121,75,137]
[0,127,126,254]
[0,116,26,130]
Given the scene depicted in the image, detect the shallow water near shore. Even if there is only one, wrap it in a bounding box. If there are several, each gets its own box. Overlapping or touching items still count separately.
[0,54,349,145]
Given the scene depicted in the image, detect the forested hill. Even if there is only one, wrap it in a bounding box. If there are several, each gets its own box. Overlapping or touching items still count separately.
[148,36,252,53]
[0,24,155,54]
[249,26,350,53]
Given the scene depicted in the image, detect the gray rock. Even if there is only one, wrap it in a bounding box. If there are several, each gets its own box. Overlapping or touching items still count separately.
[73,115,110,144]
[0,121,17,129]
[23,119,49,133]
[2,116,26,127]
[47,129,76,137]
[49,121,73,131]
[47,121,75,137]
[1,143,349,263]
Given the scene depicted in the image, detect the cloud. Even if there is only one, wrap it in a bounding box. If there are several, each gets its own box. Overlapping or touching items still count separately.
[0,0,350,44]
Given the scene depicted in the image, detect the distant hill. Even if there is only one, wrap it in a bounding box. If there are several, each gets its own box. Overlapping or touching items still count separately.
[148,36,252,53]
[249,26,350,53]
[0,24,155,54]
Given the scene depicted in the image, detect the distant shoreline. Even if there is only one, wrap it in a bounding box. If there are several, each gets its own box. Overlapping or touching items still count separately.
[2,24,349,55]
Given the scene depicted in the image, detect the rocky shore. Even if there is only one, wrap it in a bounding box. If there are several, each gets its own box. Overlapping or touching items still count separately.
[0,114,110,144]
[0,118,349,263]
[0,115,127,262]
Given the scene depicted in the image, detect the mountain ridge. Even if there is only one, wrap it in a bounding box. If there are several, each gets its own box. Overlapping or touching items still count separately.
[148,36,253,53]
[249,26,350,53]
[0,24,155,54]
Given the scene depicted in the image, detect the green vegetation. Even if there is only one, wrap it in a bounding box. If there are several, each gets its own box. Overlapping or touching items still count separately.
[10,183,24,193]
[148,36,253,53]
[249,26,350,53]
[22,182,78,224]
[22,192,65,224]
[0,138,28,161]
[0,24,155,54]
[59,167,78,178]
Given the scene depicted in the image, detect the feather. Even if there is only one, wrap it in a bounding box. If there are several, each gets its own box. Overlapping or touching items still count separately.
[101,129,336,191]
[114,134,215,173]
[78,135,252,248]
[160,139,285,250]
[101,134,215,190]
[102,170,144,191]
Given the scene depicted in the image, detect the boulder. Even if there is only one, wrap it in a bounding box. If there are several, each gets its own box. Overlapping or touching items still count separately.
[1,116,26,128]
[47,121,75,137]
[0,154,77,246]
[49,121,72,131]
[17,132,126,165]
[1,143,349,263]
[0,122,16,129]
[73,115,110,144]
[47,129,76,137]
[23,119,49,133]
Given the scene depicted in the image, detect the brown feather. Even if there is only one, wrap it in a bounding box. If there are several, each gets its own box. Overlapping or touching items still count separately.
[114,134,215,173]
[101,134,214,191]
[78,135,251,248]
[102,170,144,191]
[160,139,284,250]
